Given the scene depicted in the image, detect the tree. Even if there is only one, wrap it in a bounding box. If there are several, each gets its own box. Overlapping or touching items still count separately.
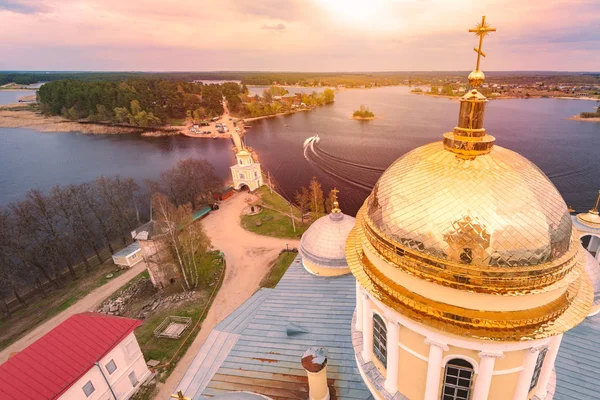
[308,177,325,217]
[148,159,221,209]
[295,187,311,223]
[113,107,130,123]
[151,193,211,290]
[130,99,142,116]
[323,88,335,104]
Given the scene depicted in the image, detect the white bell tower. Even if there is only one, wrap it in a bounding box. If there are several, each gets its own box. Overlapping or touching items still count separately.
[230,132,263,191]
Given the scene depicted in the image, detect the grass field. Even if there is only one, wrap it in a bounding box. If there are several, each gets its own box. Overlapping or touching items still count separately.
[241,186,310,239]
[260,251,297,288]
[0,257,126,351]
[241,208,307,239]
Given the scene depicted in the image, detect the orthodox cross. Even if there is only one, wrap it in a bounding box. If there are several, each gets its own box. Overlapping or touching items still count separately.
[331,187,339,203]
[469,16,496,71]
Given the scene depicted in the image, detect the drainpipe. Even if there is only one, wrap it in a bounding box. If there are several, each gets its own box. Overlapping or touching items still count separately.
[95,362,117,400]
[301,347,330,400]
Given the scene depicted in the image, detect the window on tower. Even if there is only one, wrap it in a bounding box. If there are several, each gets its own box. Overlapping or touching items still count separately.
[442,358,474,400]
[529,348,548,391]
[373,313,387,365]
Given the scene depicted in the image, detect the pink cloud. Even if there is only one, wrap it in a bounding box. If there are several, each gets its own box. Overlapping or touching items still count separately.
[0,0,597,71]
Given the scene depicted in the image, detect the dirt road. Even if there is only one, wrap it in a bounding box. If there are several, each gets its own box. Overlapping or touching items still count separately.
[155,192,300,399]
[0,261,147,363]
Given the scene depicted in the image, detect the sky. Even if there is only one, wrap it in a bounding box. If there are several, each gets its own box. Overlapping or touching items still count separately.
[0,0,598,72]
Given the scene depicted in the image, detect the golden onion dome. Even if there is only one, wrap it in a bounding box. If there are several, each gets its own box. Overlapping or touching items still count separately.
[367,142,572,270]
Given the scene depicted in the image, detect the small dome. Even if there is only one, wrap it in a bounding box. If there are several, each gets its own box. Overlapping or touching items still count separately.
[300,212,356,275]
[584,250,600,308]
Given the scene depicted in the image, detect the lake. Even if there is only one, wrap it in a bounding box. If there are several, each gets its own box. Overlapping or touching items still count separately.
[1,86,599,215]
[0,90,36,105]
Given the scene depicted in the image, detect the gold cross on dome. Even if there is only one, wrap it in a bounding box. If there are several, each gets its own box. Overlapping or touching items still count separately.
[331,187,339,202]
[469,16,496,71]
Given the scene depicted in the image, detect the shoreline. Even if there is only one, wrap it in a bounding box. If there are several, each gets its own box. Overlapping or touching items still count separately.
[569,115,600,122]
[352,115,376,120]
[0,109,180,136]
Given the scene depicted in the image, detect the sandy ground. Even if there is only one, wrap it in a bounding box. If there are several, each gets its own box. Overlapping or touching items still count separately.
[0,261,148,363]
[154,192,300,399]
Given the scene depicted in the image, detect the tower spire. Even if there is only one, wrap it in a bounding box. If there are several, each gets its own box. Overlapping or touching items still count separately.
[468,15,496,87]
[442,16,497,160]
[331,187,341,214]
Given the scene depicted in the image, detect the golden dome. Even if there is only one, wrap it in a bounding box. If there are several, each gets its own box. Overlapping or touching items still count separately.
[367,142,572,271]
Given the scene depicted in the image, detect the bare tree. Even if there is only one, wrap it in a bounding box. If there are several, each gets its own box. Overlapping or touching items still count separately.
[10,190,77,280]
[295,187,311,223]
[150,159,221,209]
[152,193,211,290]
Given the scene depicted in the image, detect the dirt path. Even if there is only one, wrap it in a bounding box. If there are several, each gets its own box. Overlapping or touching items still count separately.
[155,192,300,399]
[0,261,147,363]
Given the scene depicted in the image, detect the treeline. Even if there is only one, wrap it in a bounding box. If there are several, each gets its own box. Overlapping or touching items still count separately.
[244,87,334,118]
[38,79,238,127]
[0,158,220,316]
[241,73,407,88]
[580,106,600,119]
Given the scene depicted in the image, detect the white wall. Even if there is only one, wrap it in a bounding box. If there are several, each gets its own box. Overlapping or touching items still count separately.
[59,332,151,400]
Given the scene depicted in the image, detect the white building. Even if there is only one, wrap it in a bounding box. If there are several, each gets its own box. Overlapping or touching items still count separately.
[230,132,263,191]
[0,313,151,400]
[112,242,143,268]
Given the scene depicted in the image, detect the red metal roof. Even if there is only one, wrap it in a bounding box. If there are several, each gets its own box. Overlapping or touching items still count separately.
[0,312,142,400]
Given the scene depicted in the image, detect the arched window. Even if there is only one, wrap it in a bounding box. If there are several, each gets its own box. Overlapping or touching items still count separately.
[529,348,548,391]
[442,358,474,400]
[373,314,387,365]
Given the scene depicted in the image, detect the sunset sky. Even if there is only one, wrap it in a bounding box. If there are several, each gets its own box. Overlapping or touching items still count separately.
[0,0,598,72]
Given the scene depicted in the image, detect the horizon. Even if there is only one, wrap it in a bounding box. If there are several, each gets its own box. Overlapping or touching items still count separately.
[1,0,598,71]
[2,70,599,74]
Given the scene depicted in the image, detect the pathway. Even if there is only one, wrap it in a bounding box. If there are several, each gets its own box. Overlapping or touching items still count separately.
[0,261,147,363]
[155,192,300,399]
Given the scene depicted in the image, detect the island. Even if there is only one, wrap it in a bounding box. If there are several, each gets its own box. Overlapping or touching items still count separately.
[0,77,336,138]
[353,105,375,120]
[574,106,600,122]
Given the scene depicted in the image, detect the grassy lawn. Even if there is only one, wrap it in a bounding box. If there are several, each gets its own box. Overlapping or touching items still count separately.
[167,117,186,126]
[241,208,308,239]
[261,251,297,288]
[131,252,225,399]
[252,186,304,219]
[0,259,126,351]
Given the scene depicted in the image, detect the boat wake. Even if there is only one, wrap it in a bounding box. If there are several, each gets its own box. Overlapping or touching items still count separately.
[303,135,381,191]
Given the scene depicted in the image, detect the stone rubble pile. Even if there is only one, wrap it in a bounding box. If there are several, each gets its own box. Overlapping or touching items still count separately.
[98,277,197,319]
[97,277,153,316]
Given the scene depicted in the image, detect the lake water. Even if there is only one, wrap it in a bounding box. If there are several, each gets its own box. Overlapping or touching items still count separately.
[1,86,599,215]
[0,90,36,105]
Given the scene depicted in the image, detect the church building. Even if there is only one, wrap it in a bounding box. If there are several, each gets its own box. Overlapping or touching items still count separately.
[230,132,263,191]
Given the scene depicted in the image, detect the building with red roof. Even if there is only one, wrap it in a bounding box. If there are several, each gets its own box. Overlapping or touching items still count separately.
[0,312,151,400]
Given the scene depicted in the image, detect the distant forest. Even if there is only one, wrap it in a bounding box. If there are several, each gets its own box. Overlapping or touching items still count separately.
[38,79,245,127]
[2,71,599,88]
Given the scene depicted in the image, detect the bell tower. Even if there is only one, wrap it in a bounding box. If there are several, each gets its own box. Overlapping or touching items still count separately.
[230,132,263,191]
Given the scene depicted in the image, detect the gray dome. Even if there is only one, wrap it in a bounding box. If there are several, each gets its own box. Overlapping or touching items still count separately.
[584,250,600,307]
[300,212,356,269]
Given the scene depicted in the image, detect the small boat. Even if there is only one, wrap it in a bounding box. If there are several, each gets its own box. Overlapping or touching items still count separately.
[244,125,252,129]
